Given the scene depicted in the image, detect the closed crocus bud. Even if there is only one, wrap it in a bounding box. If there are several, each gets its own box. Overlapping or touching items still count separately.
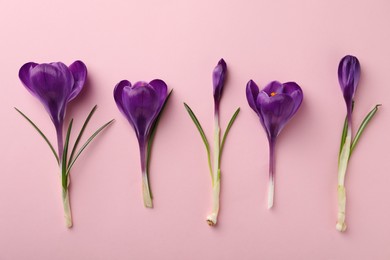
[335,55,381,232]
[184,58,240,226]
[338,55,360,117]
[212,58,227,111]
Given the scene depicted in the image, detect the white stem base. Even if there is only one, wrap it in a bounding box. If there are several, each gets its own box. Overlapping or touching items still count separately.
[268,179,274,209]
[206,213,217,226]
[142,175,153,208]
[336,185,347,232]
[336,128,351,232]
[62,189,72,228]
[206,176,220,226]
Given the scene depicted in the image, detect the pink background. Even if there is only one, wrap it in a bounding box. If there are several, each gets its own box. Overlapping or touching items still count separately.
[1,0,389,259]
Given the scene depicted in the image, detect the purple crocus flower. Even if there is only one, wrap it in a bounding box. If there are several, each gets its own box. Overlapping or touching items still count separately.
[114,79,169,208]
[338,55,360,122]
[17,60,113,228]
[246,80,303,208]
[19,61,87,158]
[212,58,227,113]
[184,58,240,226]
[336,55,360,232]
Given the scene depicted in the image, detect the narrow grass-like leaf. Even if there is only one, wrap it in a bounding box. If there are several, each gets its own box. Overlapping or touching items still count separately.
[15,107,59,164]
[69,105,97,164]
[220,107,240,157]
[338,115,348,158]
[62,119,73,189]
[146,90,173,173]
[350,104,381,155]
[339,101,354,157]
[66,119,114,175]
[184,103,213,177]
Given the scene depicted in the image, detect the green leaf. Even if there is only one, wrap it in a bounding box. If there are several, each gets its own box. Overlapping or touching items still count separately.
[183,102,212,177]
[69,105,97,164]
[220,107,240,157]
[15,107,59,164]
[338,115,349,158]
[147,90,173,174]
[350,104,381,155]
[62,119,73,189]
[339,101,354,157]
[66,119,114,175]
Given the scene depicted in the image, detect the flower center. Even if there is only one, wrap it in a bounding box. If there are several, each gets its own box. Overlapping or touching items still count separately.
[270,92,277,97]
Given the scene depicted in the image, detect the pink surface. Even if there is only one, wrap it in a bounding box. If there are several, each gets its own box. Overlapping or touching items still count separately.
[0,0,389,259]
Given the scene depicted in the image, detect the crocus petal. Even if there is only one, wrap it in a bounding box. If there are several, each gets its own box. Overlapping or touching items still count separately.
[282,82,303,116]
[338,55,360,111]
[19,62,38,95]
[262,81,284,96]
[68,60,87,102]
[212,58,227,103]
[29,63,74,126]
[246,80,260,114]
[122,82,160,139]
[149,79,168,109]
[257,92,295,138]
[113,80,131,116]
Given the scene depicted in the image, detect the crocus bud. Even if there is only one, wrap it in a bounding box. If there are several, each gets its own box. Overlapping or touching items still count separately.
[212,58,227,109]
[338,55,360,115]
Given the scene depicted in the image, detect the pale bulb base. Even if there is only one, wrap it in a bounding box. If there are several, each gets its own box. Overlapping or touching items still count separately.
[268,179,274,209]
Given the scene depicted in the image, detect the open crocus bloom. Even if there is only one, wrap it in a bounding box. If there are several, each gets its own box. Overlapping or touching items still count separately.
[246,80,303,208]
[247,80,303,139]
[19,61,87,157]
[17,60,113,228]
[114,79,168,208]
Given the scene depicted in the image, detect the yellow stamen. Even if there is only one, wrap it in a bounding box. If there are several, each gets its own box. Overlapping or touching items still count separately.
[270,92,277,97]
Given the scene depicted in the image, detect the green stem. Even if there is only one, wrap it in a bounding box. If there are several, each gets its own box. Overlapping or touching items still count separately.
[140,140,153,208]
[338,126,351,186]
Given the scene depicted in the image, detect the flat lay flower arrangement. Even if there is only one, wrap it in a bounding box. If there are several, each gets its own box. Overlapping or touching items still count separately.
[15,56,381,232]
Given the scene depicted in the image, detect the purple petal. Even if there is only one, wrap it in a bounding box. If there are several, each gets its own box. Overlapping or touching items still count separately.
[68,60,87,102]
[262,81,284,96]
[212,58,227,104]
[282,82,303,115]
[149,79,168,109]
[19,62,38,95]
[246,80,260,114]
[122,82,160,140]
[28,62,74,126]
[257,92,295,138]
[338,55,360,112]
[113,80,131,116]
